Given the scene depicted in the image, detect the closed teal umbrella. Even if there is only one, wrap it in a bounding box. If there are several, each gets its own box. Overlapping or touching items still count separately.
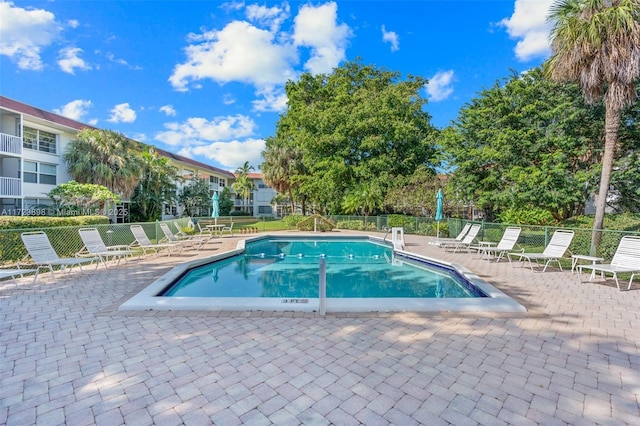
[435,189,444,238]
[211,192,220,224]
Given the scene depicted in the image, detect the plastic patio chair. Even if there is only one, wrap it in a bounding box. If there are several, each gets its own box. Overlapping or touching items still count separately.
[77,228,134,268]
[507,230,575,272]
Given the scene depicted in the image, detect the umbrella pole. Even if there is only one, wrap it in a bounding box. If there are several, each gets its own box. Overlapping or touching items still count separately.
[436,221,440,239]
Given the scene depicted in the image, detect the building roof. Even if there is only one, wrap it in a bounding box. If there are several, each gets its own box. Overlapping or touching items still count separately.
[0,95,234,178]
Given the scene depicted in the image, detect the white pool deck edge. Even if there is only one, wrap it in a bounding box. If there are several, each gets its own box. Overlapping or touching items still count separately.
[119,234,526,313]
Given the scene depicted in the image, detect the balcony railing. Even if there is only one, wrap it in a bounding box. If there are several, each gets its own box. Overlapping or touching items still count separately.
[0,133,22,155]
[0,177,21,197]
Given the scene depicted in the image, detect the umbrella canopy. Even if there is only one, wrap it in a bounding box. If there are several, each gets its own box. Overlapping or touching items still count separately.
[435,189,444,221]
[211,192,220,222]
[435,189,444,238]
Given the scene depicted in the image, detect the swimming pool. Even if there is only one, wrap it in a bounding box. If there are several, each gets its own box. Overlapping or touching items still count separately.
[119,234,526,313]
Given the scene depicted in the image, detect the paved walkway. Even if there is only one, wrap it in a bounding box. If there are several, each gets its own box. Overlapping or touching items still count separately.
[1,232,638,425]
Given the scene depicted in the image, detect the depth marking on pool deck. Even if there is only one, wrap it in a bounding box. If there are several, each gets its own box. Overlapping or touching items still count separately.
[281,298,309,304]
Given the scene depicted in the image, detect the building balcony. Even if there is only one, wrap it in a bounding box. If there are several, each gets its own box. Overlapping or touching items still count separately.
[0,133,22,156]
[0,177,22,197]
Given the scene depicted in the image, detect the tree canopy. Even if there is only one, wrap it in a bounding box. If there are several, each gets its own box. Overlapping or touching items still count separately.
[263,60,439,215]
[441,67,639,221]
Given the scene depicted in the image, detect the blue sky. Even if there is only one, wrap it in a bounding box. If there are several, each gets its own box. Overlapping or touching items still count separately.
[1,0,554,172]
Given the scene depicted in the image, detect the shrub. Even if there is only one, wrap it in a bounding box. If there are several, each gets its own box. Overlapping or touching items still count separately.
[496,208,556,226]
[296,215,335,232]
[283,214,306,228]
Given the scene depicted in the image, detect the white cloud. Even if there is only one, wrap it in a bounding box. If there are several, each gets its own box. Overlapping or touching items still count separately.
[169,20,298,91]
[223,93,236,105]
[57,46,91,74]
[106,52,142,70]
[0,1,61,70]
[246,3,290,33]
[53,99,92,120]
[252,86,288,112]
[180,139,266,170]
[293,2,352,74]
[155,115,256,147]
[108,103,137,123]
[67,19,79,29]
[500,0,554,61]
[159,105,177,116]
[426,70,455,102]
[381,25,399,52]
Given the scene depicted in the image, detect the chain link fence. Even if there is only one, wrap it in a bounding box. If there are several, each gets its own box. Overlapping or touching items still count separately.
[330,215,639,261]
[0,217,191,267]
[1,215,637,271]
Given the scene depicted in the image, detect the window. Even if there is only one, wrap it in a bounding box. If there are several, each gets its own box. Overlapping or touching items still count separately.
[219,179,226,188]
[22,161,57,185]
[23,126,57,154]
[209,176,219,184]
[258,206,272,214]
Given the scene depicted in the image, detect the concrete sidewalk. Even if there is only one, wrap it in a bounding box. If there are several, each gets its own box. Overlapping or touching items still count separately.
[1,232,638,425]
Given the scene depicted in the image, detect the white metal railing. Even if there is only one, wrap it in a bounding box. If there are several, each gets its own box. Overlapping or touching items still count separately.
[0,177,21,197]
[0,133,22,155]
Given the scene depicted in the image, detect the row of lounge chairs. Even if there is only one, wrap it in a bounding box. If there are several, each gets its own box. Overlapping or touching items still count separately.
[2,223,226,284]
[431,224,640,291]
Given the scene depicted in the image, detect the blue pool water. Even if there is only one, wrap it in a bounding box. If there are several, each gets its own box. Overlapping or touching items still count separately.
[161,238,486,299]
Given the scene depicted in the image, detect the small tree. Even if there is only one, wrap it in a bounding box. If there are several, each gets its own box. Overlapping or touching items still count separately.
[48,181,121,216]
[179,178,211,217]
[219,186,234,216]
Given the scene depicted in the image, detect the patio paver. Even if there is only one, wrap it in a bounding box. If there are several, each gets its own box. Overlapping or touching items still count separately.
[1,231,638,425]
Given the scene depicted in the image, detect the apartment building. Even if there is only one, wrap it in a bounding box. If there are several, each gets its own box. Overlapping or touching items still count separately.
[0,96,266,220]
[231,172,277,217]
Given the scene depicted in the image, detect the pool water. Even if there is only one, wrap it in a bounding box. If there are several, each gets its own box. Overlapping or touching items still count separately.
[161,238,485,299]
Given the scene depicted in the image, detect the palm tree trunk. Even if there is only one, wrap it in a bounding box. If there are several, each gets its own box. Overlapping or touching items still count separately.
[591,103,620,255]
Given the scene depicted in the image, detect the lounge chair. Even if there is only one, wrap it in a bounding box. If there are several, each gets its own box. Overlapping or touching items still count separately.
[159,223,208,250]
[77,228,133,268]
[471,227,523,262]
[442,224,482,253]
[221,222,234,237]
[508,230,575,272]
[0,267,38,285]
[129,225,176,256]
[432,223,471,247]
[21,231,99,280]
[577,236,640,290]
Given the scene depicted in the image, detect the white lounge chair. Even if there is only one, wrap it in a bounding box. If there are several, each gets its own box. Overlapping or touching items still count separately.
[471,227,523,262]
[129,225,176,256]
[77,228,133,268]
[21,231,99,280]
[0,267,38,285]
[577,236,640,290]
[442,224,482,253]
[221,222,234,237]
[508,230,575,272]
[159,223,207,250]
[432,223,471,246]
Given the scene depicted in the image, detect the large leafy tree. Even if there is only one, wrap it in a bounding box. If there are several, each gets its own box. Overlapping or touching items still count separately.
[442,67,608,221]
[63,129,142,198]
[130,148,179,222]
[546,0,640,250]
[264,60,439,215]
[384,166,440,216]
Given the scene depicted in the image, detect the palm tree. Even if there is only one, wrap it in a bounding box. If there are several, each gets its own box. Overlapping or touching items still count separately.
[232,162,255,214]
[546,0,640,253]
[262,144,304,214]
[63,129,142,198]
[130,147,179,221]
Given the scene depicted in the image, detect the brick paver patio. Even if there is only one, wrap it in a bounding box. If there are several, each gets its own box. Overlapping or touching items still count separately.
[1,232,638,425]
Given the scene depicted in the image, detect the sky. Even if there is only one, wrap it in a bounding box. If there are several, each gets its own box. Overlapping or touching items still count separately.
[1,0,555,172]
